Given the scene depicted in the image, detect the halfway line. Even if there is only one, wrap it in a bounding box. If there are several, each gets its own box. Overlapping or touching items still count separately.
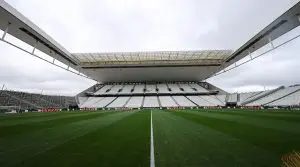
[150,110,155,167]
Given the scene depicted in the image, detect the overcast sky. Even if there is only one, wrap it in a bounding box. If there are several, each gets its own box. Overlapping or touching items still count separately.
[0,0,299,95]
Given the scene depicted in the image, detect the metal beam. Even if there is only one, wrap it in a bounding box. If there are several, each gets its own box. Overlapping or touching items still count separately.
[113,53,118,61]
[248,50,253,60]
[1,22,10,40]
[32,40,38,54]
[211,32,300,78]
[268,36,275,49]
[89,53,97,62]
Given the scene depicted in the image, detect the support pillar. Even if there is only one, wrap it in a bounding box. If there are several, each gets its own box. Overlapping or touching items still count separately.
[248,50,253,60]
[268,36,274,49]
[1,23,10,40]
[32,40,38,54]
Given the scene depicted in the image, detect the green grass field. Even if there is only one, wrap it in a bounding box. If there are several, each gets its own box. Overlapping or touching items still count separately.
[1,109,300,167]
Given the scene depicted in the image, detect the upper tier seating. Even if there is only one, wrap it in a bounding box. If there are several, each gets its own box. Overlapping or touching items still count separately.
[94,85,114,95]
[109,85,124,94]
[178,83,195,93]
[189,83,209,93]
[118,84,134,94]
[133,84,145,94]
[156,84,169,93]
[168,84,181,93]
[145,84,157,93]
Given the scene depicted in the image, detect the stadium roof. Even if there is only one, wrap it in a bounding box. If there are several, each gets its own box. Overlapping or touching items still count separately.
[72,50,232,67]
[1,1,300,82]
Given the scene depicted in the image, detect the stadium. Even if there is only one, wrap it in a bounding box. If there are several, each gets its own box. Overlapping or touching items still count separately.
[1,1,300,167]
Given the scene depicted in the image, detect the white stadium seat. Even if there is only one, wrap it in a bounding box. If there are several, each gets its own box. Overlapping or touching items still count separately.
[126,96,143,108]
[239,92,258,103]
[172,96,196,107]
[216,95,226,103]
[94,85,114,95]
[187,96,212,106]
[168,84,181,93]
[81,97,105,108]
[178,83,194,93]
[118,84,134,94]
[93,97,116,108]
[145,84,157,93]
[109,85,124,94]
[201,95,224,106]
[157,84,170,93]
[107,97,130,108]
[133,84,145,94]
[189,83,208,93]
[143,96,159,107]
[267,90,300,106]
[159,96,178,107]
[247,86,300,106]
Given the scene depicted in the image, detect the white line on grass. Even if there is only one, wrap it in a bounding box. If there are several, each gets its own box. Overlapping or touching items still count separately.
[150,110,155,167]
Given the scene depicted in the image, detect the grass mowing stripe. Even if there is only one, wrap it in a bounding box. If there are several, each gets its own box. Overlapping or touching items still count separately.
[153,111,278,167]
[0,112,90,121]
[0,111,113,138]
[203,109,300,122]
[13,111,150,167]
[0,111,134,167]
[150,110,155,167]
[188,111,300,134]
[173,111,300,155]
[0,111,107,126]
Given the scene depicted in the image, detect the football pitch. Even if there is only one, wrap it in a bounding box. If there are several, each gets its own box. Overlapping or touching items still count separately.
[1,109,300,167]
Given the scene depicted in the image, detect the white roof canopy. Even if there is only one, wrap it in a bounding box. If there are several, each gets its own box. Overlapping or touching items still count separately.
[72,50,232,67]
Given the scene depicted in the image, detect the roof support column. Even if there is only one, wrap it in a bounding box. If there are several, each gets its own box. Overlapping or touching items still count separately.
[52,58,55,64]
[32,40,38,54]
[268,36,274,49]
[248,50,253,60]
[1,22,10,40]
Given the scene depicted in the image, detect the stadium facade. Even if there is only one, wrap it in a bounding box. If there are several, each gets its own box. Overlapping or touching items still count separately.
[1,1,300,111]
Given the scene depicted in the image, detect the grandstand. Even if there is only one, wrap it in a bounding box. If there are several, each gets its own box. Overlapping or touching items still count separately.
[0,1,300,110]
[0,89,76,111]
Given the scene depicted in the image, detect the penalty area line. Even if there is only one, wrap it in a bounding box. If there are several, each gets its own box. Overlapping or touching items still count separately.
[150,110,155,167]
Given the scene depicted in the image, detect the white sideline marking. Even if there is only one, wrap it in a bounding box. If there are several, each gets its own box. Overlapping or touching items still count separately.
[150,110,155,167]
